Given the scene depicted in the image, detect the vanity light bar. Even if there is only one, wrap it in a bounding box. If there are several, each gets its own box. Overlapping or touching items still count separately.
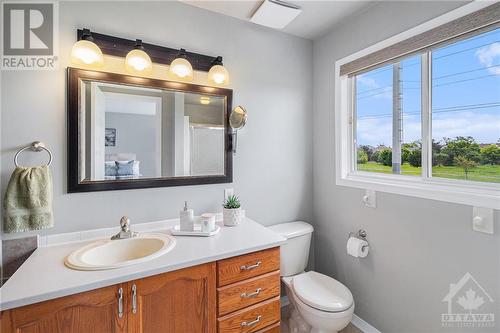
[76,29,219,72]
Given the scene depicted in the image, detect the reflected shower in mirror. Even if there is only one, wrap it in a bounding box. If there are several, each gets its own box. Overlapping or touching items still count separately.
[79,81,226,182]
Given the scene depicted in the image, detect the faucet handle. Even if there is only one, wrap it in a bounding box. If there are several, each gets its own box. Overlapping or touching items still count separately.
[120,216,131,232]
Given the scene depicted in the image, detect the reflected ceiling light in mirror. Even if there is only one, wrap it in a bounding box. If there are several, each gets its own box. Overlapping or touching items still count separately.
[208,56,229,86]
[70,29,104,67]
[125,39,152,74]
[200,96,211,105]
[169,49,193,81]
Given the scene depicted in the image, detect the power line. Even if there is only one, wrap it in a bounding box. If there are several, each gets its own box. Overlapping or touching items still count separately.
[355,35,499,77]
[357,85,392,95]
[434,73,499,87]
[433,40,500,61]
[434,101,500,111]
[433,64,500,80]
[358,72,499,99]
[357,102,500,120]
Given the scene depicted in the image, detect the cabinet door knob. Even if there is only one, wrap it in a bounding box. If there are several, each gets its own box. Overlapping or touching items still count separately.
[132,284,137,314]
[118,287,124,318]
[240,261,261,271]
[241,288,262,298]
[241,315,262,327]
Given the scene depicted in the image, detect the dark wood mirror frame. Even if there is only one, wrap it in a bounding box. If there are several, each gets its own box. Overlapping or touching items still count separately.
[67,67,233,193]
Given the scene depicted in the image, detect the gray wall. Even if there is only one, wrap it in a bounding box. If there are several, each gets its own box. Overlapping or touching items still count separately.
[105,112,159,178]
[313,1,499,332]
[1,1,313,235]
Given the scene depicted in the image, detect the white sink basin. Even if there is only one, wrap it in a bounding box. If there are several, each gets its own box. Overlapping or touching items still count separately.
[65,233,176,271]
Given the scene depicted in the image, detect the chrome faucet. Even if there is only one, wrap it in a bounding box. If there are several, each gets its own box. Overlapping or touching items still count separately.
[111,216,138,240]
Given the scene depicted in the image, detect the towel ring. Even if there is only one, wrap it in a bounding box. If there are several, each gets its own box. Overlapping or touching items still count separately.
[14,141,52,167]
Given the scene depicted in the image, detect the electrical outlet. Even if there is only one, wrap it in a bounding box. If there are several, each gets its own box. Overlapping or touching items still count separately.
[472,206,494,234]
[224,188,234,201]
[362,189,376,208]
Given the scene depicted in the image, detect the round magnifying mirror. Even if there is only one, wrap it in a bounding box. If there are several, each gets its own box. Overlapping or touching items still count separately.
[229,106,247,130]
[229,106,247,154]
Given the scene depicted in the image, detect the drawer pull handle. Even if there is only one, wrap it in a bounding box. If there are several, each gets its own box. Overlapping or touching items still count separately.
[241,288,262,298]
[240,261,261,271]
[132,284,137,314]
[241,315,262,327]
[118,287,124,318]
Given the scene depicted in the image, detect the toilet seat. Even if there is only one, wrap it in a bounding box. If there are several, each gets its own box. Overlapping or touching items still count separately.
[292,271,353,313]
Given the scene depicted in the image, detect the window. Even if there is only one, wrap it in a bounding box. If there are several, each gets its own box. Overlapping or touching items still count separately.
[355,55,422,177]
[431,29,500,183]
[335,2,500,208]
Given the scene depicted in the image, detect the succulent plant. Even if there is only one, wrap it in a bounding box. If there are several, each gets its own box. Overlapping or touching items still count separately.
[223,195,241,209]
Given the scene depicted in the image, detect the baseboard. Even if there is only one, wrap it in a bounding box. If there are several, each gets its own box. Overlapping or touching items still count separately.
[280,296,381,333]
[351,314,382,333]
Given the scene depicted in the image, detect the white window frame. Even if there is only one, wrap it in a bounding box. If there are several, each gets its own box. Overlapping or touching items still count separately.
[335,1,500,209]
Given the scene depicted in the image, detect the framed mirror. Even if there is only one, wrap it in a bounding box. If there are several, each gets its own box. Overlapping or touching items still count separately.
[67,68,232,192]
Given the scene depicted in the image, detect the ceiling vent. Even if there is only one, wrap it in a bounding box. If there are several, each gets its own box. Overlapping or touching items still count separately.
[250,0,302,30]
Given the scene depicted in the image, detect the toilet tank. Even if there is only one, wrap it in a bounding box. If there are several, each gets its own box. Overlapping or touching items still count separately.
[268,221,313,277]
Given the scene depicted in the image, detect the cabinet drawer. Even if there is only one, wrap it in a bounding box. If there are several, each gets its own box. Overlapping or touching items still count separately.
[254,322,280,333]
[217,247,280,286]
[217,297,280,333]
[218,270,280,316]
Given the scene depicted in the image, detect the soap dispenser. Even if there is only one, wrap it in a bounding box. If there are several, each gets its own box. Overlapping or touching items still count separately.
[180,201,194,231]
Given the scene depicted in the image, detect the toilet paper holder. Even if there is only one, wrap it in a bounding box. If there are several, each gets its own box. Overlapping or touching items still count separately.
[348,229,370,254]
[348,229,367,241]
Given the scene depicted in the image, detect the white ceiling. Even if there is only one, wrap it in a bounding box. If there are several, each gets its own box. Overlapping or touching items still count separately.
[181,0,373,40]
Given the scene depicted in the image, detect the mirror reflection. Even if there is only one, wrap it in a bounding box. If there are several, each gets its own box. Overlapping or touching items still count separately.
[79,81,226,182]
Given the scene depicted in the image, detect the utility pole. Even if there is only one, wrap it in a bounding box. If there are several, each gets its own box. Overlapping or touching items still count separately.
[392,62,402,174]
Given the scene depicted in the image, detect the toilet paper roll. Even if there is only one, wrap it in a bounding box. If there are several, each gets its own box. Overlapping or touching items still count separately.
[346,237,369,258]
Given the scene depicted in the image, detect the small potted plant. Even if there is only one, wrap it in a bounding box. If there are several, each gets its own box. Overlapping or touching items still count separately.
[223,195,243,226]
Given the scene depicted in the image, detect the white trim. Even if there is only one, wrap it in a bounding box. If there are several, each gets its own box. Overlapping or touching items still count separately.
[421,52,432,179]
[352,313,382,333]
[335,1,500,209]
[338,174,499,209]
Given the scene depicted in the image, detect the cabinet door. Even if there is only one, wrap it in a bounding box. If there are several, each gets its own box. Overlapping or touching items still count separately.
[128,262,216,333]
[1,283,127,333]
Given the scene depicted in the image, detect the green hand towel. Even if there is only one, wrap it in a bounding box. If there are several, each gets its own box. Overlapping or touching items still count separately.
[3,166,53,233]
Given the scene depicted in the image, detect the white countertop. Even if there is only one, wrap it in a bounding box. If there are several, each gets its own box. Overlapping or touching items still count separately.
[0,218,285,311]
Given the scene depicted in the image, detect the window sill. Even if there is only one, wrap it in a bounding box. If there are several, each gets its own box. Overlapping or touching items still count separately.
[337,172,500,209]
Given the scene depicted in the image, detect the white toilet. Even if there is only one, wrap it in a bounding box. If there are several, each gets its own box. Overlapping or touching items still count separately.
[269,222,354,333]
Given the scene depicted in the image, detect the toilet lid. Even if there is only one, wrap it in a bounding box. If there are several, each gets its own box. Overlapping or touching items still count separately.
[292,271,353,312]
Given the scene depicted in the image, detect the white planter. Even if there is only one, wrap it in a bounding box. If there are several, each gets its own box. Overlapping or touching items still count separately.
[223,207,243,227]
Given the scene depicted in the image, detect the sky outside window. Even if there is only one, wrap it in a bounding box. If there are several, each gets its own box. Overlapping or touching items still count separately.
[431,28,500,183]
[356,55,421,176]
[355,28,499,183]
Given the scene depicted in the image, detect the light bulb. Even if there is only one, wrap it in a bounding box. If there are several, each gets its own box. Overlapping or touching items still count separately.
[200,96,210,105]
[169,50,193,81]
[208,64,229,85]
[125,48,152,74]
[70,39,104,67]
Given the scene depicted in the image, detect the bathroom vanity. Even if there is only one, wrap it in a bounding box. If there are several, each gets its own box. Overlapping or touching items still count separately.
[0,218,284,333]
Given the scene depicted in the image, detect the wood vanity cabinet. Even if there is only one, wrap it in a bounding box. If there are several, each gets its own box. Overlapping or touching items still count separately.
[129,262,216,332]
[217,247,281,333]
[1,282,128,333]
[0,247,280,333]
[1,263,216,333]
